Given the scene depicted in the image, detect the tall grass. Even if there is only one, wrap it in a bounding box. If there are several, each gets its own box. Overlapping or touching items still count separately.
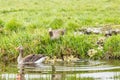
[38,34,93,58]
[0,26,95,62]
[104,35,120,59]
[4,18,22,31]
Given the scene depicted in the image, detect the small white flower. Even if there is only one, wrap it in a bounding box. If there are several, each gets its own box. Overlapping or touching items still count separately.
[87,49,97,57]
[97,45,103,51]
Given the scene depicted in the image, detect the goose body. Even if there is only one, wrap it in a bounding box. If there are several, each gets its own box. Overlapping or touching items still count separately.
[48,28,66,39]
[17,46,46,64]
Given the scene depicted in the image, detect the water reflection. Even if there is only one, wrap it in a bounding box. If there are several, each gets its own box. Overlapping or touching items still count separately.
[16,65,25,80]
[17,64,65,80]
[1,60,120,80]
[79,72,120,80]
[51,65,67,80]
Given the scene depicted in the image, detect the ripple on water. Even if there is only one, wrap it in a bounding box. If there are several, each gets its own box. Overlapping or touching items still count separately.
[1,60,120,80]
[24,60,120,72]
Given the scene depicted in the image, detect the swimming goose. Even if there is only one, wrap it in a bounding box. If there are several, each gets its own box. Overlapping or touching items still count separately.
[48,28,66,39]
[17,46,46,64]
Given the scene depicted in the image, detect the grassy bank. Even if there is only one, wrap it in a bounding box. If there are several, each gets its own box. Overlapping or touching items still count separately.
[0,0,120,62]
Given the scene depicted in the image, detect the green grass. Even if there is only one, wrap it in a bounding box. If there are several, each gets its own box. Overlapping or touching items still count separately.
[0,0,120,26]
[0,0,120,62]
[104,35,120,59]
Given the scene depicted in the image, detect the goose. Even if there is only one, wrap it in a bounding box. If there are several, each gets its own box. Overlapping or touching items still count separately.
[104,30,112,37]
[17,46,47,65]
[48,28,66,39]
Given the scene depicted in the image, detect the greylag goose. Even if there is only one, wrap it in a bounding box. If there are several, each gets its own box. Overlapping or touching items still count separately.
[17,46,46,64]
[104,30,112,37]
[48,28,66,39]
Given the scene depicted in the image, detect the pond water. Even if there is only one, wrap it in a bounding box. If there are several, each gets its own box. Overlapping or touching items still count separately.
[0,60,120,80]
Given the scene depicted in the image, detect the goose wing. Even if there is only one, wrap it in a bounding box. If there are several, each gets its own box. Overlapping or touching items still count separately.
[31,54,45,62]
[53,29,65,37]
[22,54,35,63]
[22,54,45,63]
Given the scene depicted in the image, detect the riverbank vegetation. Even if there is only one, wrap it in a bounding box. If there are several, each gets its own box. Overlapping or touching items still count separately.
[0,0,120,63]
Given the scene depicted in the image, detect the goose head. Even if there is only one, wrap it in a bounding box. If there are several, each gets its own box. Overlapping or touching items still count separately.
[17,46,24,55]
[48,28,53,37]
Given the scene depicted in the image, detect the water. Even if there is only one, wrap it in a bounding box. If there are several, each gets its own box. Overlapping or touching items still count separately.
[0,60,120,80]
